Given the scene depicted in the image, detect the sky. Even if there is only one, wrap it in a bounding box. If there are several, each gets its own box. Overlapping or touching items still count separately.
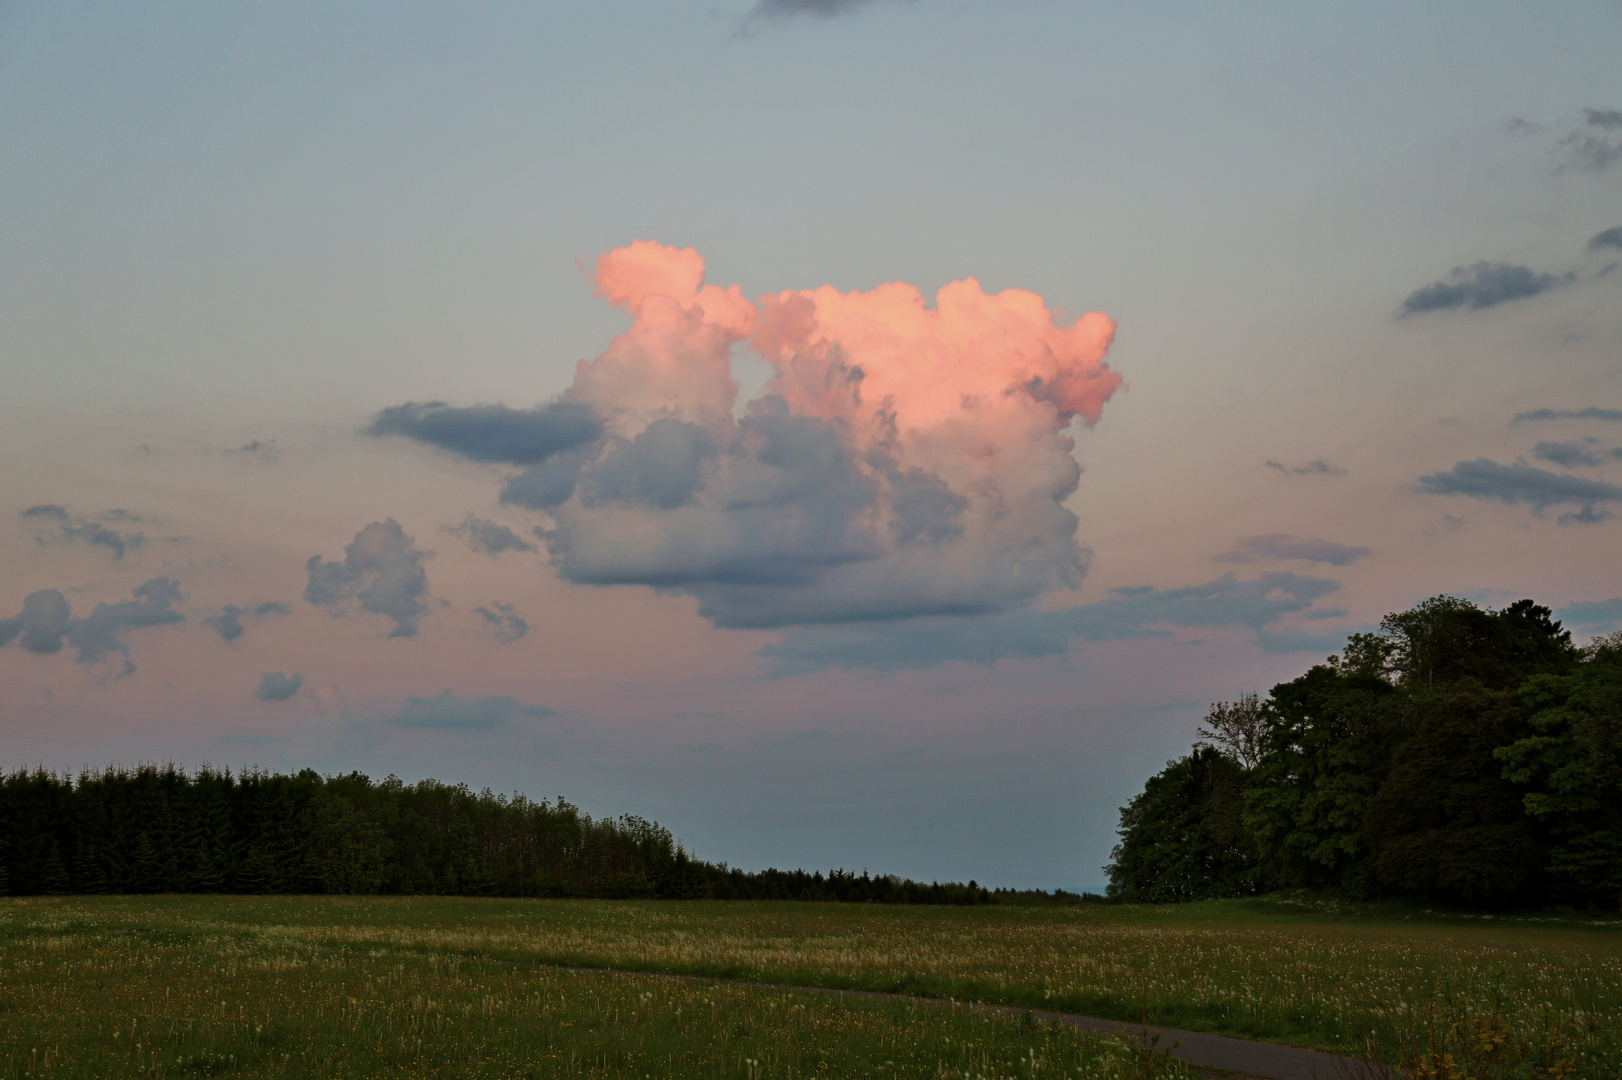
[2,0,1620,892]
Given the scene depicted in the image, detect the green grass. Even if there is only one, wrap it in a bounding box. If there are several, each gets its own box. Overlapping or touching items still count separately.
[4,893,1620,1077]
[0,897,1182,1080]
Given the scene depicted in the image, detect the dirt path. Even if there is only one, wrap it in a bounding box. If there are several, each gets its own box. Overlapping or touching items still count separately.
[545,963,1382,1080]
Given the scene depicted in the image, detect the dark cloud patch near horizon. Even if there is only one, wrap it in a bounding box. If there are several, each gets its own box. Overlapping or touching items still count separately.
[1557,598,1622,635]
[474,602,528,643]
[1531,439,1622,469]
[0,578,184,666]
[304,520,430,638]
[1416,457,1622,523]
[1265,458,1347,477]
[387,689,556,731]
[21,504,69,519]
[447,514,536,556]
[1399,262,1569,316]
[253,671,303,702]
[368,400,602,465]
[1216,534,1372,566]
[1589,226,1622,252]
[204,601,293,643]
[756,571,1345,674]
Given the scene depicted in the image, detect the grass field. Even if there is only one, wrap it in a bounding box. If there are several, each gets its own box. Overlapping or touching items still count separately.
[3,894,1619,1078]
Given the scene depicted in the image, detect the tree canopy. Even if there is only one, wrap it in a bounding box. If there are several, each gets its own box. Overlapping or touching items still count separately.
[1108,598,1622,910]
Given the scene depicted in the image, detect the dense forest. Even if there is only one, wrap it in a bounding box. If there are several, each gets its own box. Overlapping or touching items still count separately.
[0,766,996,904]
[1106,596,1622,910]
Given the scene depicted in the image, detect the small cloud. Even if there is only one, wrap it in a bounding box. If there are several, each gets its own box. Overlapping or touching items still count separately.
[1588,226,1622,252]
[304,519,430,638]
[1556,108,1622,172]
[253,671,304,702]
[22,505,146,561]
[447,514,537,556]
[1558,504,1613,525]
[1216,534,1371,566]
[1501,117,1543,136]
[368,400,601,465]
[739,0,913,34]
[474,602,529,643]
[204,601,293,643]
[1416,457,1622,521]
[1399,262,1569,316]
[0,577,185,665]
[387,689,557,731]
[1530,439,1622,469]
[1513,407,1622,424]
[223,439,279,463]
[1265,458,1347,476]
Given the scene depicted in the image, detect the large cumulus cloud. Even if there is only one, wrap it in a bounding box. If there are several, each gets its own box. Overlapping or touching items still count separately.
[372,241,1123,629]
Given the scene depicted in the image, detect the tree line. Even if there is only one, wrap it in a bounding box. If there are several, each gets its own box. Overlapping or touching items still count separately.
[1106,597,1622,910]
[0,764,1002,904]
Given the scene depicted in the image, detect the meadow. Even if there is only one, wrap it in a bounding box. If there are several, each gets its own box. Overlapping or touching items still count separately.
[2,894,1618,1078]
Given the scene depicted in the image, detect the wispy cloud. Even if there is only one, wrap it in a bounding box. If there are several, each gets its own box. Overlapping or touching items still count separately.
[1265,458,1347,476]
[1557,107,1622,172]
[387,689,557,730]
[757,571,1345,674]
[1512,407,1622,424]
[1530,439,1622,469]
[474,602,529,643]
[1415,457,1621,523]
[1399,262,1568,316]
[446,514,536,556]
[1589,226,1622,252]
[738,0,915,34]
[21,505,146,561]
[1216,534,1371,566]
[203,601,293,643]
